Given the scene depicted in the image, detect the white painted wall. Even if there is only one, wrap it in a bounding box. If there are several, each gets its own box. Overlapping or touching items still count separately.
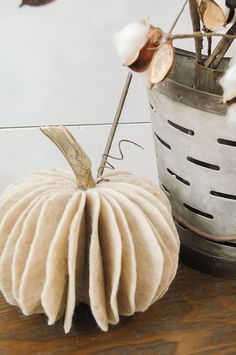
[0,0,195,128]
[0,0,235,193]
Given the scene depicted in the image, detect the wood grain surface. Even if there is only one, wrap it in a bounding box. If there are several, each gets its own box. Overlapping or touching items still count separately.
[1,264,236,355]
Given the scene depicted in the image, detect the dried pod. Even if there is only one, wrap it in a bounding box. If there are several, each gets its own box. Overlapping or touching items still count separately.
[20,0,56,6]
[128,27,163,73]
[114,20,163,73]
[198,0,228,31]
[149,41,174,85]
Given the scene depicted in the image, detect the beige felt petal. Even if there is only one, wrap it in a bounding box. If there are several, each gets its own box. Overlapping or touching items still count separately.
[107,185,178,301]
[0,174,63,198]
[64,192,86,334]
[100,193,136,316]
[108,183,179,288]
[98,188,163,312]
[30,169,76,187]
[97,195,122,325]
[0,191,51,305]
[129,184,179,242]
[0,170,75,202]
[100,171,171,212]
[128,194,178,299]
[0,178,73,226]
[122,183,180,249]
[41,191,82,325]
[0,187,59,257]
[19,192,73,315]
[86,191,108,332]
[105,182,178,239]
[136,187,178,240]
[120,189,173,293]
[0,186,55,225]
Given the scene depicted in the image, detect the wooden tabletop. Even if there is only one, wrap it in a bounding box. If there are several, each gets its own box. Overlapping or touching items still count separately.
[1,264,236,355]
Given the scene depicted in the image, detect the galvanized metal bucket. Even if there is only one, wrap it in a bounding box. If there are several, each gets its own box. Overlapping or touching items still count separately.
[148,48,236,278]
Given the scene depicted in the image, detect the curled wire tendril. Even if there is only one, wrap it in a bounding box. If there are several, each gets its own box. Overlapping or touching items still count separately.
[97,139,144,183]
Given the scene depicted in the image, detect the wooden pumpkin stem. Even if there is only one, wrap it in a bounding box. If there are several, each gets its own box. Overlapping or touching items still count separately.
[41,126,95,190]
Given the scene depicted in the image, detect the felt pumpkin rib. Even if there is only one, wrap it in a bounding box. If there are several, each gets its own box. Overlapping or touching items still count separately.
[97,180,174,233]
[99,193,137,317]
[0,181,75,253]
[87,192,108,332]
[103,181,179,248]
[11,195,56,308]
[98,194,122,325]
[0,191,53,305]
[117,184,179,295]
[19,192,73,316]
[0,186,56,225]
[103,171,171,212]
[125,185,179,287]
[0,174,74,203]
[29,169,76,186]
[64,192,86,334]
[97,187,164,312]
[0,188,58,258]
[125,184,178,238]
[41,191,82,325]
[107,186,175,301]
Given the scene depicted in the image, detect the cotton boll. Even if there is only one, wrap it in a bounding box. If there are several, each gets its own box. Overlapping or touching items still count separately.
[226,103,236,124]
[113,19,150,65]
[220,57,236,101]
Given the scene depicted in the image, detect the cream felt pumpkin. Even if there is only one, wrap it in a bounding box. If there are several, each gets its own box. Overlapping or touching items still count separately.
[0,126,179,333]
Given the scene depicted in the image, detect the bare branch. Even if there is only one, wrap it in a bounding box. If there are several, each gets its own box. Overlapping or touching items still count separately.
[189,0,203,64]
[204,22,236,68]
[168,0,189,34]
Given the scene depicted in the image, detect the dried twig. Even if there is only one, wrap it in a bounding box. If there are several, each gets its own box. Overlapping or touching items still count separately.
[207,34,212,56]
[189,0,203,64]
[20,0,56,6]
[146,31,236,53]
[204,22,236,69]
[168,0,189,34]
[97,72,133,177]
[170,31,236,40]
